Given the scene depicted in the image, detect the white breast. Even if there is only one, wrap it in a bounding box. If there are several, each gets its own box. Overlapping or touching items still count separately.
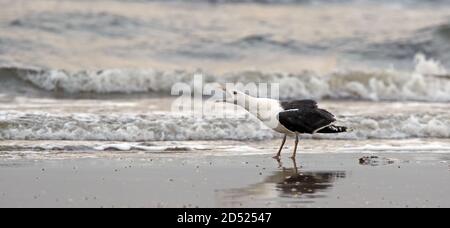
[273,122,295,135]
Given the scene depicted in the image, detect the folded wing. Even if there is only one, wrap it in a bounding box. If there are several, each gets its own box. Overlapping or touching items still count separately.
[278,108,336,134]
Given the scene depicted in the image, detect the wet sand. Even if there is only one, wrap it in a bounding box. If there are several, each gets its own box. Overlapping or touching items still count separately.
[0,144,449,208]
[1,0,449,209]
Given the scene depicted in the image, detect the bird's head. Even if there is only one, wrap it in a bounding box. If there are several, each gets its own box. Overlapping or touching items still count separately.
[217,84,242,105]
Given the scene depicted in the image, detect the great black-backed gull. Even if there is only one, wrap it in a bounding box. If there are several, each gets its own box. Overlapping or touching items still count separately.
[219,86,348,158]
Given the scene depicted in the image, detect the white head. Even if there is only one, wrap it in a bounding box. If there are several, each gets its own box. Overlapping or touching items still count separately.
[216,84,281,129]
[217,85,255,109]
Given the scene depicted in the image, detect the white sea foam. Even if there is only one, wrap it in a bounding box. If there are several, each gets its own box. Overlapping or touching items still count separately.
[0,110,449,141]
[9,54,450,102]
[414,53,447,76]
[343,143,450,152]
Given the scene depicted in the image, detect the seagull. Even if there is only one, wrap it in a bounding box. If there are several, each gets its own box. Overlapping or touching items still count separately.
[218,86,349,159]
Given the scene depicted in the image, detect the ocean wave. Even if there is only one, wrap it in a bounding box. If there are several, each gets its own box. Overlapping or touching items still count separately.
[9,11,144,38]
[363,23,450,64]
[0,110,449,141]
[1,54,449,101]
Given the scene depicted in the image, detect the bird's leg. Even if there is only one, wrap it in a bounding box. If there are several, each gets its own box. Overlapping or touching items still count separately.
[275,157,283,168]
[273,135,287,159]
[290,133,299,159]
[291,156,298,174]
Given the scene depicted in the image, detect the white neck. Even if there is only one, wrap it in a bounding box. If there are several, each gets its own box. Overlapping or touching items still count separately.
[234,92,258,113]
[232,92,282,122]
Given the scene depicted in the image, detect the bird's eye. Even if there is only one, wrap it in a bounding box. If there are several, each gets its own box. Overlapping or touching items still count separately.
[233,91,237,95]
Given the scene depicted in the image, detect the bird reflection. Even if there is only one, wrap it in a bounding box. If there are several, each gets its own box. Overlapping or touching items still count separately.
[271,158,346,197]
[216,158,346,207]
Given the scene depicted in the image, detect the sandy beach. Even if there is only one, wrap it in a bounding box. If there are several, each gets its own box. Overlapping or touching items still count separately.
[1,0,450,208]
[1,139,449,208]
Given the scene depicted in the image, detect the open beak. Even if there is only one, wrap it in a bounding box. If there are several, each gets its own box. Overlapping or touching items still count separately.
[217,83,226,92]
[215,83,227,103]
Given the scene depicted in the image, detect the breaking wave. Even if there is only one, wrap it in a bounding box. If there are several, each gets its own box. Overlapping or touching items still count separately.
[1,54,449,102]
[0,110,449,141]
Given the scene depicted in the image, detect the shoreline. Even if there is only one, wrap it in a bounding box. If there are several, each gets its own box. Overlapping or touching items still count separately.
[0,143,449,207]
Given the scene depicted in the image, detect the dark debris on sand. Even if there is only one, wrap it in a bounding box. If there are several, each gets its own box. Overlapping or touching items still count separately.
[359,156,396,166]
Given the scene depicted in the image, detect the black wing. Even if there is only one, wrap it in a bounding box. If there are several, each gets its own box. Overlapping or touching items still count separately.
[278,108,336,134]
[280,100,318,110]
